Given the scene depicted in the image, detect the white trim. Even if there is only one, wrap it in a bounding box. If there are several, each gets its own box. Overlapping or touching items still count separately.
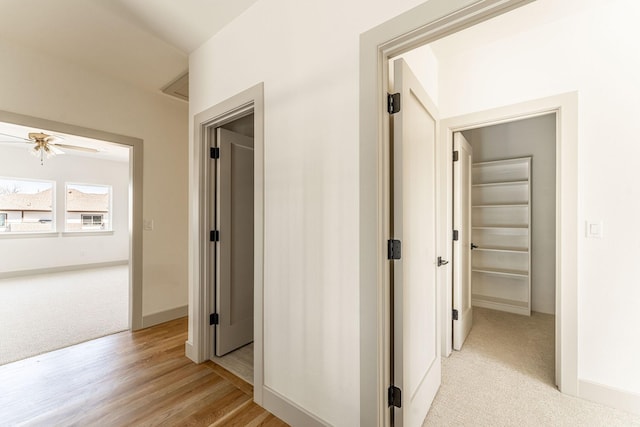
[190,83,271,410]
[262,388,330,427]
[439,92,579,396]
[0,260,128,279]
[0,109,143,331]
[184,341,196,361]
[579,380,640,417]
[61,231,115,237]
[359,1,540,424]
[142,305,188,328]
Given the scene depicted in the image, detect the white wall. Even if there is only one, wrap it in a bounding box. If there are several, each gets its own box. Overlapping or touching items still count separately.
[189,0,427,424]
[0,38,189,316]
[463,114,556,314]
[437,0,640,397]
[392,45,440,105]
[0,146,129,272]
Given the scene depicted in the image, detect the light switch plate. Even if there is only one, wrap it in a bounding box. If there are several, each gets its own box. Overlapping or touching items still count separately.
[585,221,603,238]
[143,219,154,231]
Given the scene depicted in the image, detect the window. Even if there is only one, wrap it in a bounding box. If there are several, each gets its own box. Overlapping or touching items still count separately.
[81,214,104,228]
[0,177,54,233]
[65,184,111,232]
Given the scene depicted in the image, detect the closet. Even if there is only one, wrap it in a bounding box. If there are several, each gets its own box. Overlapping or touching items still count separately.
[461,113,557,318]
[471,157,531,315]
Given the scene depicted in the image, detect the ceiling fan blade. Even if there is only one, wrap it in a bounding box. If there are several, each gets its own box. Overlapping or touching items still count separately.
[0,132,31,142]
[54,143,100,153]
[49,145,65,155]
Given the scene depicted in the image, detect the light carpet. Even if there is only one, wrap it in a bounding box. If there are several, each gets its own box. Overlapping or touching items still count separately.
[424,307,640,426]
[0,265,128,365]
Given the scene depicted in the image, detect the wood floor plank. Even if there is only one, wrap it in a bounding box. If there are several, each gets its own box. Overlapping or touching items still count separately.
[205,361,254,396]
[0,317,288,426]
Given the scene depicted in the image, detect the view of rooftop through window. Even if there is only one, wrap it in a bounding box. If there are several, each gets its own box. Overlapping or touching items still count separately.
[0,177,54,233]
[65,183,111,232]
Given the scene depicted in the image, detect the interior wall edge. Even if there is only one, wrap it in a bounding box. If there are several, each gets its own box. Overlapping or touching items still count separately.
[578,379,640,417]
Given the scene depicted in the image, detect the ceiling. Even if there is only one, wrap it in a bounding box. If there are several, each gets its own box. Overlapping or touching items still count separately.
[0,0,602,102]
[0,121,130,163]
[0,0,260,95]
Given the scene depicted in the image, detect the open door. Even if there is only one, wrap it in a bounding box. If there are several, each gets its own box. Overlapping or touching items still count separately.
[214,128,254,356]
[453,132,473,350]
[391,58,441,426]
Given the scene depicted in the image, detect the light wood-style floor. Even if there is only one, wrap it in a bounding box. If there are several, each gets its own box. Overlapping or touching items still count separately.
[0,317,287,426]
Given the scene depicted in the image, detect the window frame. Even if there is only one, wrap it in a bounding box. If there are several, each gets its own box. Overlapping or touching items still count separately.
[64,182,112,233]
[0,176,56,234]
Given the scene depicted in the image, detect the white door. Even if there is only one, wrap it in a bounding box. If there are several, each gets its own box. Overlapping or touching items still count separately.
[215,128,254,356]
[453,132,473,350]
[391,58,441,426]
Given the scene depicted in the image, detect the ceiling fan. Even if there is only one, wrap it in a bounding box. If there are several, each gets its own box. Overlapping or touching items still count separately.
[0,131,100,165]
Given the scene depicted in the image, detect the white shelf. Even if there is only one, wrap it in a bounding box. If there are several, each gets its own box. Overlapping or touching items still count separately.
[472,225,528,230]
[471,294,530,316]
[472,203,529,208]
[473,247,528,253]
[472,180,528,187]
[471,156,531,316]
[472,268,528,278]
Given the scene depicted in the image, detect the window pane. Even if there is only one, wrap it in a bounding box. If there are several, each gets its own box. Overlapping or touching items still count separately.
[0,177,54,233]
[66,184,111,231]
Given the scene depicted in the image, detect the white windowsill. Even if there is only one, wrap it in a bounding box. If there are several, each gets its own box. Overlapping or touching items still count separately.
[0,230,115,239]
[62,230,114,237]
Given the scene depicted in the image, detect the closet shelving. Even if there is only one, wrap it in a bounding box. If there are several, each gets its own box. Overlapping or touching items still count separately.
[471,157,531,316]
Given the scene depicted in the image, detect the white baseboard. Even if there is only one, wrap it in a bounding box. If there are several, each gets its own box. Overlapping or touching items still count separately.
[579,379,640,416]
[142,305,188,329]
[185,341,197,362]
[0,260,129,279]
[263,386,329,427]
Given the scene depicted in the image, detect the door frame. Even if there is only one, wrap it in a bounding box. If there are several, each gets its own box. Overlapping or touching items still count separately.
[358,1,577,424]
[190,83,265,403]
[440,93,578,394]
[0,109,143,330]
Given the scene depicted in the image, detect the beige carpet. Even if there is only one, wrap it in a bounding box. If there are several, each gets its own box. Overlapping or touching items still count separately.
[0,265,128,365]
[424,307,640,426]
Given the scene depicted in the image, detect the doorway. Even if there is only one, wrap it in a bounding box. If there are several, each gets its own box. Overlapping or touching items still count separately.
[0,110,143,365]
[359,1,579,424]
[450,113,557,373]
[210,114,255,385]
[192,82,266,405]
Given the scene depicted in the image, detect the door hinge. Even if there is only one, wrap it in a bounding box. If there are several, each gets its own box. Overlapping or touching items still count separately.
[453,230,459,241]
[453,309,459,321]
[387,239,401,260]
[210,313,219,325]
[210,146,220,159]
[453,150,459,162]
[388,385,402,408]
[387,93,401,114]
[210,230,219,242]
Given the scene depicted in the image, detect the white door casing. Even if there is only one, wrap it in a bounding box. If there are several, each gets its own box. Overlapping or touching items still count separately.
[215,128,254,356]
[453,132,473,350]
[391,58,441,427]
